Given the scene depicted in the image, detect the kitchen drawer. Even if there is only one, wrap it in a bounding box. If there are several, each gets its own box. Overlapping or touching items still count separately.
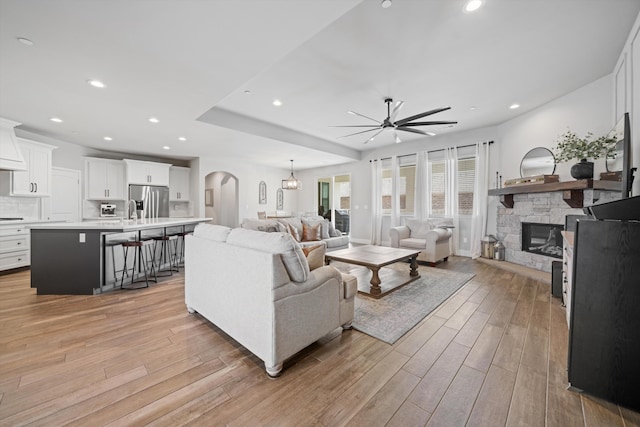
[0,235,29,254]
[0,226,27,237]
[0,250,29,271]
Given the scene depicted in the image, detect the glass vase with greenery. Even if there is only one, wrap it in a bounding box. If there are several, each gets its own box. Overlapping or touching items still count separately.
[553,130,617,163]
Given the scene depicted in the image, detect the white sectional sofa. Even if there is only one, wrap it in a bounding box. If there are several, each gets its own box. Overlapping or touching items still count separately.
[185,223,356,377]
[241,216,349,250]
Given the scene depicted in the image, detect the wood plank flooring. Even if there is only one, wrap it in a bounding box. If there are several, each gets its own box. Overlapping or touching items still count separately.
[1,257,638,426]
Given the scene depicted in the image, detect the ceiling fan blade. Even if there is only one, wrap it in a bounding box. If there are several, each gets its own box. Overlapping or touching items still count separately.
[395,106,451,126]
[347,110,382,124]
[397,127,436,137]
[393,131,402,144]
[363,129,385,144]
[338,127,381,138]
[390,100,404,122]
[400,120,458,126]
[329,125,381,128]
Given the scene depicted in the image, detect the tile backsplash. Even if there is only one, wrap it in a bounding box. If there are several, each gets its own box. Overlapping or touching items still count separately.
[0,196,40,219]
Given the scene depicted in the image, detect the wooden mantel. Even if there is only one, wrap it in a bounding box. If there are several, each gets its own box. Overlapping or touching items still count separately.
[488,179,621,208]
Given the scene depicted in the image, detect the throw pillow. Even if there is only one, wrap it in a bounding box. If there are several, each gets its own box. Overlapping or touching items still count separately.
[301,223,322,242]
[302,218,330,239]
[286,223,301,242]
[327,221,341,237]
[302,244,325,270]
[257,225,280,233]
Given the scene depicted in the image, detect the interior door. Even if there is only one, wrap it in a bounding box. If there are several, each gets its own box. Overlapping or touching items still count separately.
[50,168,81,222]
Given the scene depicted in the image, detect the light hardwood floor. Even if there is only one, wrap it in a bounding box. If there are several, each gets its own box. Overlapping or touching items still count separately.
[1,258,639,426]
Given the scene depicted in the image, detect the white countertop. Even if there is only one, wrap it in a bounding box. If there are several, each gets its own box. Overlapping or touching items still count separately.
[29,217,211,231]
[0,219,61,226]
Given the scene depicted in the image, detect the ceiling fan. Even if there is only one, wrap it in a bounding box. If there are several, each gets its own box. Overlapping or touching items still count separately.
[333,98,457,144]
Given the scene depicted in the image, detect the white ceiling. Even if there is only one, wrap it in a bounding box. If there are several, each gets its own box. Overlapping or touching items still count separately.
[1,0,639,171]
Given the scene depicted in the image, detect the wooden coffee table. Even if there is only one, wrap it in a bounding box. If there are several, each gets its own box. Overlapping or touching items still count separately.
[325,245,421,298]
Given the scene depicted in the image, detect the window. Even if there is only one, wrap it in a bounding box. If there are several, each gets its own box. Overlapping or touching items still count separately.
[429,160,446,215]
[457,157,476,215]
[381,160,416,214]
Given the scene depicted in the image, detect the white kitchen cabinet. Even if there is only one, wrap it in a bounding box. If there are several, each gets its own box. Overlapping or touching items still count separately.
[169,166,190,201]
[124,159,171,186]
[0,139,55,197]
[0,225,30,271]
[85,158,125,200]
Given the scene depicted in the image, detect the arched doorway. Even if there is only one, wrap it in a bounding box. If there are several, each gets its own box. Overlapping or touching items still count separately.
[204,171,239,228]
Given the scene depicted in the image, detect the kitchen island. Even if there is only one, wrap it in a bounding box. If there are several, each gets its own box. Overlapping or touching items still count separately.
[29,217,211,295]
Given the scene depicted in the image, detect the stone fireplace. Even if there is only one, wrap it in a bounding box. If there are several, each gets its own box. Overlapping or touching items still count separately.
[495,188,620,272]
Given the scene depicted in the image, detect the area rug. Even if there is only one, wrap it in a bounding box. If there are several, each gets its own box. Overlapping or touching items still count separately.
[352,269,475,344]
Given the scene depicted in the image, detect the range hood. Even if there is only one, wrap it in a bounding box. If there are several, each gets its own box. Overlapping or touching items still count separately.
[0,118,27,171]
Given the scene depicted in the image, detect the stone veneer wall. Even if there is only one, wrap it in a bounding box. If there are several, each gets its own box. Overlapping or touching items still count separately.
[496,190,620,272]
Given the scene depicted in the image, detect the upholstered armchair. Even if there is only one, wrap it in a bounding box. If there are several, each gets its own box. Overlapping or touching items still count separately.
[390,218,453,265]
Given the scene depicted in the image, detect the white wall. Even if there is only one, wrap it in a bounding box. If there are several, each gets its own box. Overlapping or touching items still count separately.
[496,75,613,184]
[195,156,298,224]
[614,10,640,196]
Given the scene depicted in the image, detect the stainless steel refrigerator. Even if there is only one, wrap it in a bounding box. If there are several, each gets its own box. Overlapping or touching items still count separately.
[128,185,169,219]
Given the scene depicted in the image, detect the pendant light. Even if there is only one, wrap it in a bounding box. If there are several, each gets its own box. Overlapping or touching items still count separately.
[282,160,301,190]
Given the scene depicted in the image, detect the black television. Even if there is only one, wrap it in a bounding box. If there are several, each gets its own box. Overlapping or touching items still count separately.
[619,112,635,198]
[584,112,639,219]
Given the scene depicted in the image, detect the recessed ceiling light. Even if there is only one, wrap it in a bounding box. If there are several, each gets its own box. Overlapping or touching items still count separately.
[17,37,33,46]
[470,106,477,110]
[509,103,520,110]
[50,117,63,123]
[148,117,159,123]
[464,0,484,13]
[162,146,170,150]
[272,99,282,107]
[104,136,112,141]
[87,79,106,88]
[178,137,187,142]
[244,90,252,95]
[381,0,392,8]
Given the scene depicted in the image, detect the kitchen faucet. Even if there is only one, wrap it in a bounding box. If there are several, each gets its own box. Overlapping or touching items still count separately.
[128,200,137,221]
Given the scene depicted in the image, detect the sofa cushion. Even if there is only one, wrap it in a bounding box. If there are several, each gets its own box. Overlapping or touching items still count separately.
[405,219,432,239]
[193,223,232,242]
[301,244,325,271]
[242,218,286,233]
[301,223,322,242]
[226,228,310,283]
[325,235,350,248]
[399,237,427,250]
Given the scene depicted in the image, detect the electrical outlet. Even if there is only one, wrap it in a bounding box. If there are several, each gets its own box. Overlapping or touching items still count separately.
[79,233,86,243]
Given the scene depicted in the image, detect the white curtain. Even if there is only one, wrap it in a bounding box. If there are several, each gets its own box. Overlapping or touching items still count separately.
[444,147,460,255]
[414,151,430,220]
[390,156,401,228]
[470,142,490,258]
[370,159,383,245]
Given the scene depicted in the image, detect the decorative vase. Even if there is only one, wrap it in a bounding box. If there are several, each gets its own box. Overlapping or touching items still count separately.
[570,159,594,180]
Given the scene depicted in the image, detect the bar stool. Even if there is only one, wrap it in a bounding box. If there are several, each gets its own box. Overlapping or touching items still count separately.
[172,230,193,269]
[120,239,157,289]
[152,235,179,276]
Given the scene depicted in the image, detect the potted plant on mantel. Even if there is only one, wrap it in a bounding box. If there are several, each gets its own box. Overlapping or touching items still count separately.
[552,130,617,180]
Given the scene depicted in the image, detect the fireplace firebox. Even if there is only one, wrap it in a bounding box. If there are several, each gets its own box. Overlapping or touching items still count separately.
[521,222,564,259]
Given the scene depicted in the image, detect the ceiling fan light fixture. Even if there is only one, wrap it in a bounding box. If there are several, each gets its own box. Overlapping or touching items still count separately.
[282,160,301,190]
[381,0,392,9]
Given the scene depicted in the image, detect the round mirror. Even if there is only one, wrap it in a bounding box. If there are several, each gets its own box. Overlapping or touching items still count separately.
[520,147,556,178]
[606,140,624,172]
